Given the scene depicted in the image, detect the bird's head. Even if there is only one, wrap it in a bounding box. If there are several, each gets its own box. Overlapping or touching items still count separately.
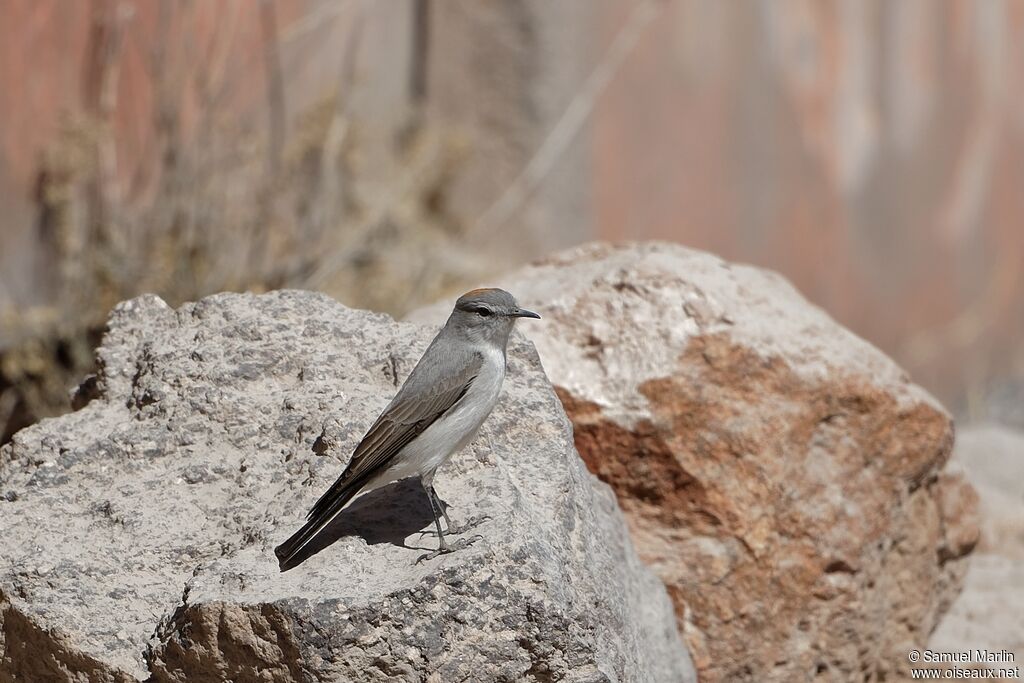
[446,288,540,347]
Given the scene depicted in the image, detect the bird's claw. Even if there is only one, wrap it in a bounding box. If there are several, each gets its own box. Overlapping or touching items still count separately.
[417,514,491,539]
[415,535,483,564]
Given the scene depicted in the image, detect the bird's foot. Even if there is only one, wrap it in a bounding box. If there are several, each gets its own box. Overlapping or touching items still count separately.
[415,535,483,564]
[417,514,491,539]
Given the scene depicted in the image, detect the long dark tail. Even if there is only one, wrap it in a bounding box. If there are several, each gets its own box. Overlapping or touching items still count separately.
[274,485,362,571]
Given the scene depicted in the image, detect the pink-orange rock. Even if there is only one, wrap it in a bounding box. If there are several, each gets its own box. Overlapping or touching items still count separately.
[433,242,980,682]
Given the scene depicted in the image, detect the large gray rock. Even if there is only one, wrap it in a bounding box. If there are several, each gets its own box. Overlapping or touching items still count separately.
[0,291,693,682]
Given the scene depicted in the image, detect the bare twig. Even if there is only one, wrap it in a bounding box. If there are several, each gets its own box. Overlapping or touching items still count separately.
[278,0,351,45]
[410,0,430,103]
[940,1,1006,243]
[309,0,366,241]
[84,0,133,302]
[302,0,661,289]
[200,0,242,111]
[259,0,287,178]
[0,389,16,446]
[470,0,661,237]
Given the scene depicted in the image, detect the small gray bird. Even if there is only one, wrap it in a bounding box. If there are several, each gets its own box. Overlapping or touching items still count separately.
[275,288,540,571]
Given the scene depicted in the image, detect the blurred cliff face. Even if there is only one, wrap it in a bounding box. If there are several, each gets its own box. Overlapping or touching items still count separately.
[0,0,508,335]
[593,0,1024,413]
[0,0,1021,426]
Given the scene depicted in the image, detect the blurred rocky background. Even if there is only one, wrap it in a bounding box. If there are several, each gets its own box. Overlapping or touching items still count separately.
[2,2,1023,680]
[1,1,1022,467]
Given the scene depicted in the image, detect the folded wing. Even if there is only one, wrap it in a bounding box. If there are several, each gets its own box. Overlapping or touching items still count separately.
[274,344,482,570]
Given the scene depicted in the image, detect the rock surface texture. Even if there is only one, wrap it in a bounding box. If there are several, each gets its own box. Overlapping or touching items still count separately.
[413,242,981,682]
[930,425,1024,665]
[0,290,693,682]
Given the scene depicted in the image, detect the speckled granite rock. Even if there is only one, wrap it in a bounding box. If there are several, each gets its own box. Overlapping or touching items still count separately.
[411,242,980,682]
[0,290,693,682]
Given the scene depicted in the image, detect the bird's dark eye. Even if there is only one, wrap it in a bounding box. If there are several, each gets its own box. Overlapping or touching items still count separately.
[474,307,492,317]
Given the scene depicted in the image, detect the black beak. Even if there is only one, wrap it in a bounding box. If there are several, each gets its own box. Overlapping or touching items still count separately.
[511,307,541,319]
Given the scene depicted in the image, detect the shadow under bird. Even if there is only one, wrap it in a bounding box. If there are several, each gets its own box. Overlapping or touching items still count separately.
[274,288,540,571]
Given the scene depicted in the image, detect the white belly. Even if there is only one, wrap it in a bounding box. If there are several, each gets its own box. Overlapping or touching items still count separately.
[365,348,505,489]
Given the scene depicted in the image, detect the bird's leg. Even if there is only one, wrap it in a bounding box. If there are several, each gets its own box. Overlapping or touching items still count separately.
[430,486,454,531]
[418,485,491,537]
[434,485,492,535]
[416,477,483,564]
[422,479,449,552]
